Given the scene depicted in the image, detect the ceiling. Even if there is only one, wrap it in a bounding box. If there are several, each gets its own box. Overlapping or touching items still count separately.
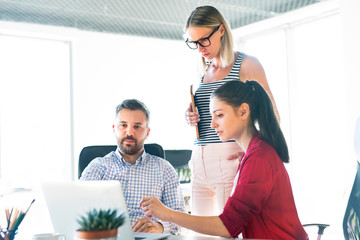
[0,0,327,40]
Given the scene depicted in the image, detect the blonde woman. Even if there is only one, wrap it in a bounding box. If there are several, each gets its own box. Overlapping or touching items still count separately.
[184,5,279,215]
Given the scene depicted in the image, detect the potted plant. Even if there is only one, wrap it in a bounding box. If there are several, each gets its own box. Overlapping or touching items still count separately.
[76,208,125,240]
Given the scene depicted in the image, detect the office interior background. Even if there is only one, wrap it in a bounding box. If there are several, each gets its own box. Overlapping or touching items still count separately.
[0,0,359,239]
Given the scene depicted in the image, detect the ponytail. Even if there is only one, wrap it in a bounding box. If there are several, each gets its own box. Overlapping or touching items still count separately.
[212,80,289,163]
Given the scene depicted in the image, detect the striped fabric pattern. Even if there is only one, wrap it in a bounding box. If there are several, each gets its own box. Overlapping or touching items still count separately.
[194,52,245,145]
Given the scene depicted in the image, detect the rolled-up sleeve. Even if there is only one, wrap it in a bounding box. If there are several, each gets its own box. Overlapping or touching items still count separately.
[219,154,274,238]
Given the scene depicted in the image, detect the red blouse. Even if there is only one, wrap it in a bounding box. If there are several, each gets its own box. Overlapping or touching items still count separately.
[219,134,308,240]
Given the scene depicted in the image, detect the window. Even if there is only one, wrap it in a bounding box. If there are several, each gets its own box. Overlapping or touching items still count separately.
[0,35,72,187]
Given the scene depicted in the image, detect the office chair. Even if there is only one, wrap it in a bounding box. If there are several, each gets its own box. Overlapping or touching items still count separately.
[164,149,192,168]
[78,143,164,179]
[164,149,192,183]
[343,161,360,240]
[302,223,330,240]
[343,115,360,240]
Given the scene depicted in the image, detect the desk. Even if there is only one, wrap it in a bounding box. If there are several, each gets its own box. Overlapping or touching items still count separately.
[0,188,253,240]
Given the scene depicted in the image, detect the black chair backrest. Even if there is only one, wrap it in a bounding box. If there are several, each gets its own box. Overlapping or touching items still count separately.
[164,149,192,168]
[343,161,360,239]
[78,143,164,179]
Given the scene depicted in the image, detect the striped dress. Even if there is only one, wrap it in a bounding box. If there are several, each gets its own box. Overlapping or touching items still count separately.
[194,52,245,145]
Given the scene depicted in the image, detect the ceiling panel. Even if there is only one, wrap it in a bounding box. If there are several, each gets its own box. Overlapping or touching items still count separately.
[0,0,327,40]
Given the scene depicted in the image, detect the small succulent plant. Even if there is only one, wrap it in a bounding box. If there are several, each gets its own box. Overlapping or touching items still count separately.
[77,208,125,231]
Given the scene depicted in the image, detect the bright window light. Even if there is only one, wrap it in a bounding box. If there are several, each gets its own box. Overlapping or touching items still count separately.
[0,35,72,188]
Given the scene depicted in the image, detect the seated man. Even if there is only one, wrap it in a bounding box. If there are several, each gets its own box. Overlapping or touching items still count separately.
[80,99,185,234]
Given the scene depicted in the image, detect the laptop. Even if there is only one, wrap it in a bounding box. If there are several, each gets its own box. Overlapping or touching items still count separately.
[41,180,170,240]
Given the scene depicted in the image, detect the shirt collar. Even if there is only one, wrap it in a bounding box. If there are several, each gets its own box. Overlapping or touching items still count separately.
[241,132,260,161]
[114,147,147,166]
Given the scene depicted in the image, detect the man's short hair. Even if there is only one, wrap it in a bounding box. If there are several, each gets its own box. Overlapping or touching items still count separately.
[115,99,150,125]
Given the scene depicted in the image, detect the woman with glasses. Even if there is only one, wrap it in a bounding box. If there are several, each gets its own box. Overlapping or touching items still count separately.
[184,5,279,216]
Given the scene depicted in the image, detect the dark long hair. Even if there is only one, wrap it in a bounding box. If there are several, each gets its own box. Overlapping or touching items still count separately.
[212,80,289,163]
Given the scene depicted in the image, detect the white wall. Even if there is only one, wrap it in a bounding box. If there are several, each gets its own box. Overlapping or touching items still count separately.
[342,0,360,139]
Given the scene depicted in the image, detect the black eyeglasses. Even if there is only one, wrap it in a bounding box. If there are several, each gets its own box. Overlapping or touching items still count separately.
[185,25,220,50]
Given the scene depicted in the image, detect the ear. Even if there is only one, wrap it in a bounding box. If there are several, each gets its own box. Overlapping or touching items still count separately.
[145,127,151,139]
[219,24,225,36]
[237,103,250,120]
[112,124,115,133]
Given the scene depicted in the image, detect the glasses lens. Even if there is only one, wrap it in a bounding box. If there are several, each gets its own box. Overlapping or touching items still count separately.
[186,41,198,49]
[198,38,211,48]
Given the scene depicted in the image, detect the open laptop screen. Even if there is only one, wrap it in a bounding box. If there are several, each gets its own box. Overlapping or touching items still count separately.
[41,180,134,240]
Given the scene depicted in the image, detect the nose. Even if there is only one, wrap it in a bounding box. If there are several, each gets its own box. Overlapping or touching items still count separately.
[126,127,134,136]
[211,118,217,129]
[197,44,206,53]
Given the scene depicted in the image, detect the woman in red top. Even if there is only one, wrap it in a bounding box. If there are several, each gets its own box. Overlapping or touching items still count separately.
[140,80,308,240]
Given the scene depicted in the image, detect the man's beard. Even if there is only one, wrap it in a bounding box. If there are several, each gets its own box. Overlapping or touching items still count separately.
[118,136,143,155]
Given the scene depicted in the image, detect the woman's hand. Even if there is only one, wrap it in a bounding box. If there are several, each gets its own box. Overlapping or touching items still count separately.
[140,197,171,221]
[132,217,164,233]
[227,152,244,161]
[140,197,231,237]
[185,102,200,126]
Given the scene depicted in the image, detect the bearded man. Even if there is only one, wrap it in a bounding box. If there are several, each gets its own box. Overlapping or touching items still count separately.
[80,99,185,235]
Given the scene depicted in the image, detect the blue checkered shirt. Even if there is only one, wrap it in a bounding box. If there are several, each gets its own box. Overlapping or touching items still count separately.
[80,149,185,234]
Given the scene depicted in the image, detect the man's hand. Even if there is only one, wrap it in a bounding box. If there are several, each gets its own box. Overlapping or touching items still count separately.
[132,217,164,233]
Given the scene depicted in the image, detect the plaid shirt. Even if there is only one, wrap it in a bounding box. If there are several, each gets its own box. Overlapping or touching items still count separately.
[80,149,185,234]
